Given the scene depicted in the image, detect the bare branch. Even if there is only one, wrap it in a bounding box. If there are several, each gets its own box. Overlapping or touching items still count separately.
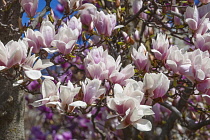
[30,0,52,29]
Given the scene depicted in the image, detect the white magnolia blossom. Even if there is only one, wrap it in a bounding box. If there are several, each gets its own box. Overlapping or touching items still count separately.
[30,79,60,107]
[51,22,79,55]
[0,40,28,70]
[107,81,154,131]
[22,50,54,80]
[31,79,87,113]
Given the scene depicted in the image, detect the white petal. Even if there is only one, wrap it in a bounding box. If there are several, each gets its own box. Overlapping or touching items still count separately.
[30,98,50,107]
[42,75,54,80]
[114,25,124,30]
[42,48,58,53]
[25,70,42,80]
[69,101,87,108]
[13,79,24,86]
[133,119,152,131]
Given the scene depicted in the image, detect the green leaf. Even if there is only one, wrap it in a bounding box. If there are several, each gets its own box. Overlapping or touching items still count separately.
[48,15,54,23]
[173,79,177,87]
[117,42,125,45]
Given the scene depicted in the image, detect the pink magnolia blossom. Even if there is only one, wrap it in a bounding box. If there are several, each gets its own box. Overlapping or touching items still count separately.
[20,0,38,17]
[39,21,55,47]
[131,44,151,72]
[194,33,210,52]
[184,6,199,31]
[84,47,119,80]
[0,40,28,69]
[58,0,82,10]
[109,62,135,86]
[67,16,82,35]
[166,46,191,75]
[134,29,140,41]
[107,83,154,131]
[196,78,210,104]
[80,5,96,28]
[152,103,171,122]
[151,33,170,60]
[166,46,210,83]
[70,0,82,9]
[174,7,182,26]
[94,11,116,36]
[184,6,209,35]
[122,31,130,43]
[132,0,147,19]
[24,21,55,53]
[132,0,143,15]
[186,49,210,82]
[24,28,43,53]
[82,79,106,104]
[84,47,134,85]
[58,0,70,10]
[51,23,79,55]
[141,73,170,105]
[200,0,210,4]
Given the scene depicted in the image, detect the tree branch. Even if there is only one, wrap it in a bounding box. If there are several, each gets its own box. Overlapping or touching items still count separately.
[30,0,52,29]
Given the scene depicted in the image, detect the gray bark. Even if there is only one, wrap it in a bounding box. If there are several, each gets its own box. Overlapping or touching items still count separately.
[0,0,25,139]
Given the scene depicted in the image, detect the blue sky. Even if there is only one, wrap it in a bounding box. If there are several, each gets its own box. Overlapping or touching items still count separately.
[22,0,62,25]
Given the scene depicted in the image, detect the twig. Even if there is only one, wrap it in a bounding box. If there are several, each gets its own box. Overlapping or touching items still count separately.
[91,106,106,140]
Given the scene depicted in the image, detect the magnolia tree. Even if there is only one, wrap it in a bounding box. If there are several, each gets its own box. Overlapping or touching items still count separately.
[0,0,210,139]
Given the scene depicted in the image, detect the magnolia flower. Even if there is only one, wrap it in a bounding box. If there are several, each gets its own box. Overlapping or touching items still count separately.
[24,28,43,53]
[94,11,116,36]
[134,29,140,41]
[51,24,78,55]
[166,46,210,83]
[84,47,119,80]
[82,79,106,104]
[131,44,151,72]
[141,73,170,105]
[107,83,154,131]
[22,52,54,80]
[67,16,82,35]
[200,0,210,4]
[80,7,96,29]
[186,49,210,82]
[151,33,169,60]
[174,7,182,26]
[132,0,148,19]
[39,21,55,47]
[20,0,38,17]
[194,33,210,52]
[31,79,60,107]
[184,6,209,35]
[58,0,82,10]
[132,0,143,15]
[59,80,81,112]
[184,6,199,31]
[58,0,69,9]
[122,31,130,43]
[84,47,134,85]
[166,46,191,75]
[109,63,135,86]
[0,40,28,69]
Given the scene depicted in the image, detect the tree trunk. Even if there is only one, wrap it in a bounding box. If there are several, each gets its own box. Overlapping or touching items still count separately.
[0,76,25,140]
[0,0,25,139]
